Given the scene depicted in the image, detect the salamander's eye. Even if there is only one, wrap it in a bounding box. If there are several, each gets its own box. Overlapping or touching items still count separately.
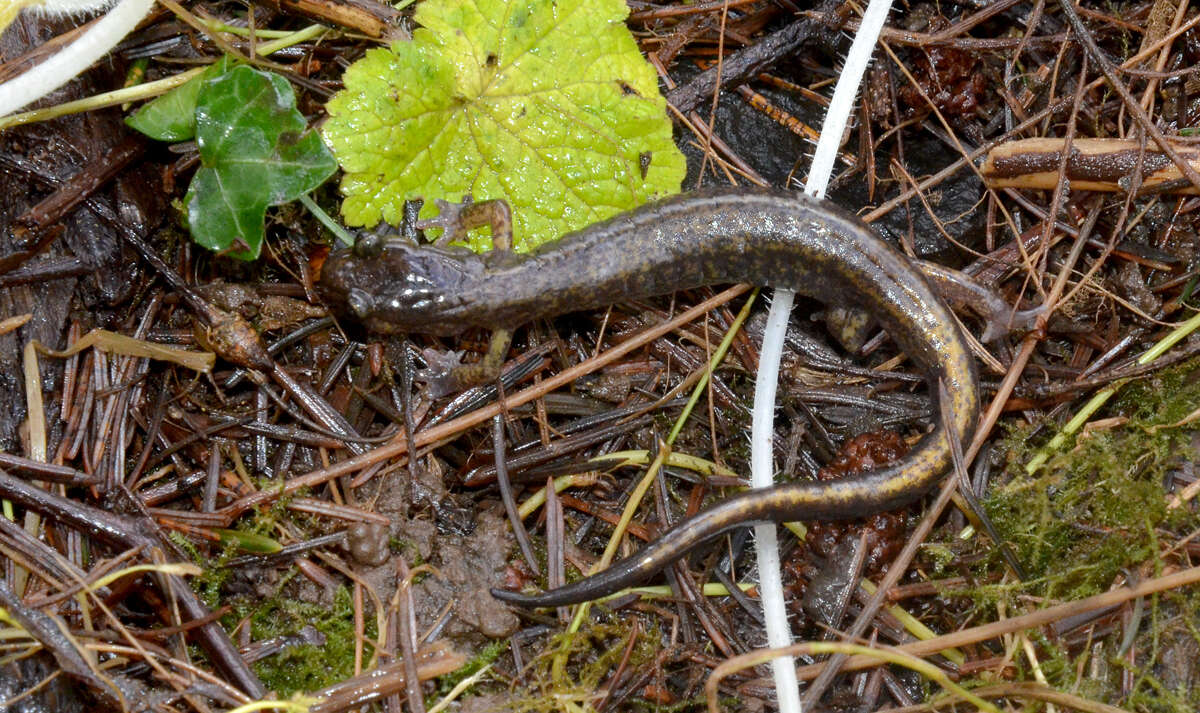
[346,288,374,318]
[353,233,384,258]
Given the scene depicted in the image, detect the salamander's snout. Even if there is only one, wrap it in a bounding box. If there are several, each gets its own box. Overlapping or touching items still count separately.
[318,248,381,324]
[317,236,484,336]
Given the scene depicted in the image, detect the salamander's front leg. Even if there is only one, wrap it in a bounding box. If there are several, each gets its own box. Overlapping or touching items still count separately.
[416,195,514,251]
[416,328,513,396]
[438,328,512,389]
[416,196,515,392]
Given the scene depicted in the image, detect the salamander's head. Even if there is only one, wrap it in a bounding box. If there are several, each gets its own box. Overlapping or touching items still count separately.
[319,234,484,336]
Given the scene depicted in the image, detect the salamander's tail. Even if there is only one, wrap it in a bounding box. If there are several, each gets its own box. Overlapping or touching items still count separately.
[490,453,948,608]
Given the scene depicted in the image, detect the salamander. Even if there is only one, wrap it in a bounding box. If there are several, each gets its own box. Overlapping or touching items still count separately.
[318,187,980,607]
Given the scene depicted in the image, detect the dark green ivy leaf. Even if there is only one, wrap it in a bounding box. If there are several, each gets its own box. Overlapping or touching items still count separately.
[185,65,336,260]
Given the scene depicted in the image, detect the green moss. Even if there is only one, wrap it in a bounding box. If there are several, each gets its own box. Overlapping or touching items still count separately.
[434,639,505,698]
[238,585,368,695]
[626,696,716,712]
[389,536,425,566]
[168,529,237,609]
[508,620,664,712]
[1120,588,1200,713]
[945,360,1200,710]
[922,542,957,577]
[984,364,1199,601]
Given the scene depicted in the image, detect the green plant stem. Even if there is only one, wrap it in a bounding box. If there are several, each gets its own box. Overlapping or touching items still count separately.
[201,20,296,39]
[553,443,670,681]
[0,23,328,131]
[666,289,757,445]
[298,194,354,247]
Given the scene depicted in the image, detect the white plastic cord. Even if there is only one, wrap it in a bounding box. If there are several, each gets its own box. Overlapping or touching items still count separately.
[749,0,896,710]
[0,0,155,118]
[750,289,800,712]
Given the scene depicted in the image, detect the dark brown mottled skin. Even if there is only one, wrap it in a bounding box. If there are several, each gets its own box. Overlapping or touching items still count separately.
[319,188,979,607]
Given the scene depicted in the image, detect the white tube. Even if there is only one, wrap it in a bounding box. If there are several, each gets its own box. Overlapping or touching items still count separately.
[0,0,155,118]
[751,1,896,710]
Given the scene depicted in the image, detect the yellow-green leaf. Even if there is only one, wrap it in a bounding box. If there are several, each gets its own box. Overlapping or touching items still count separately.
[323,0,685,252]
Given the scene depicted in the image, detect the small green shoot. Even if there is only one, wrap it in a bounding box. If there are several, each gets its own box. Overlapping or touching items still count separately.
[213,528,283,554]
[323,0,685,252]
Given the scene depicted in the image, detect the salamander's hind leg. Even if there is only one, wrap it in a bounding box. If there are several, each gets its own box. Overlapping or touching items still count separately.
[916,260,1041,341]
[823,261,1041,354]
